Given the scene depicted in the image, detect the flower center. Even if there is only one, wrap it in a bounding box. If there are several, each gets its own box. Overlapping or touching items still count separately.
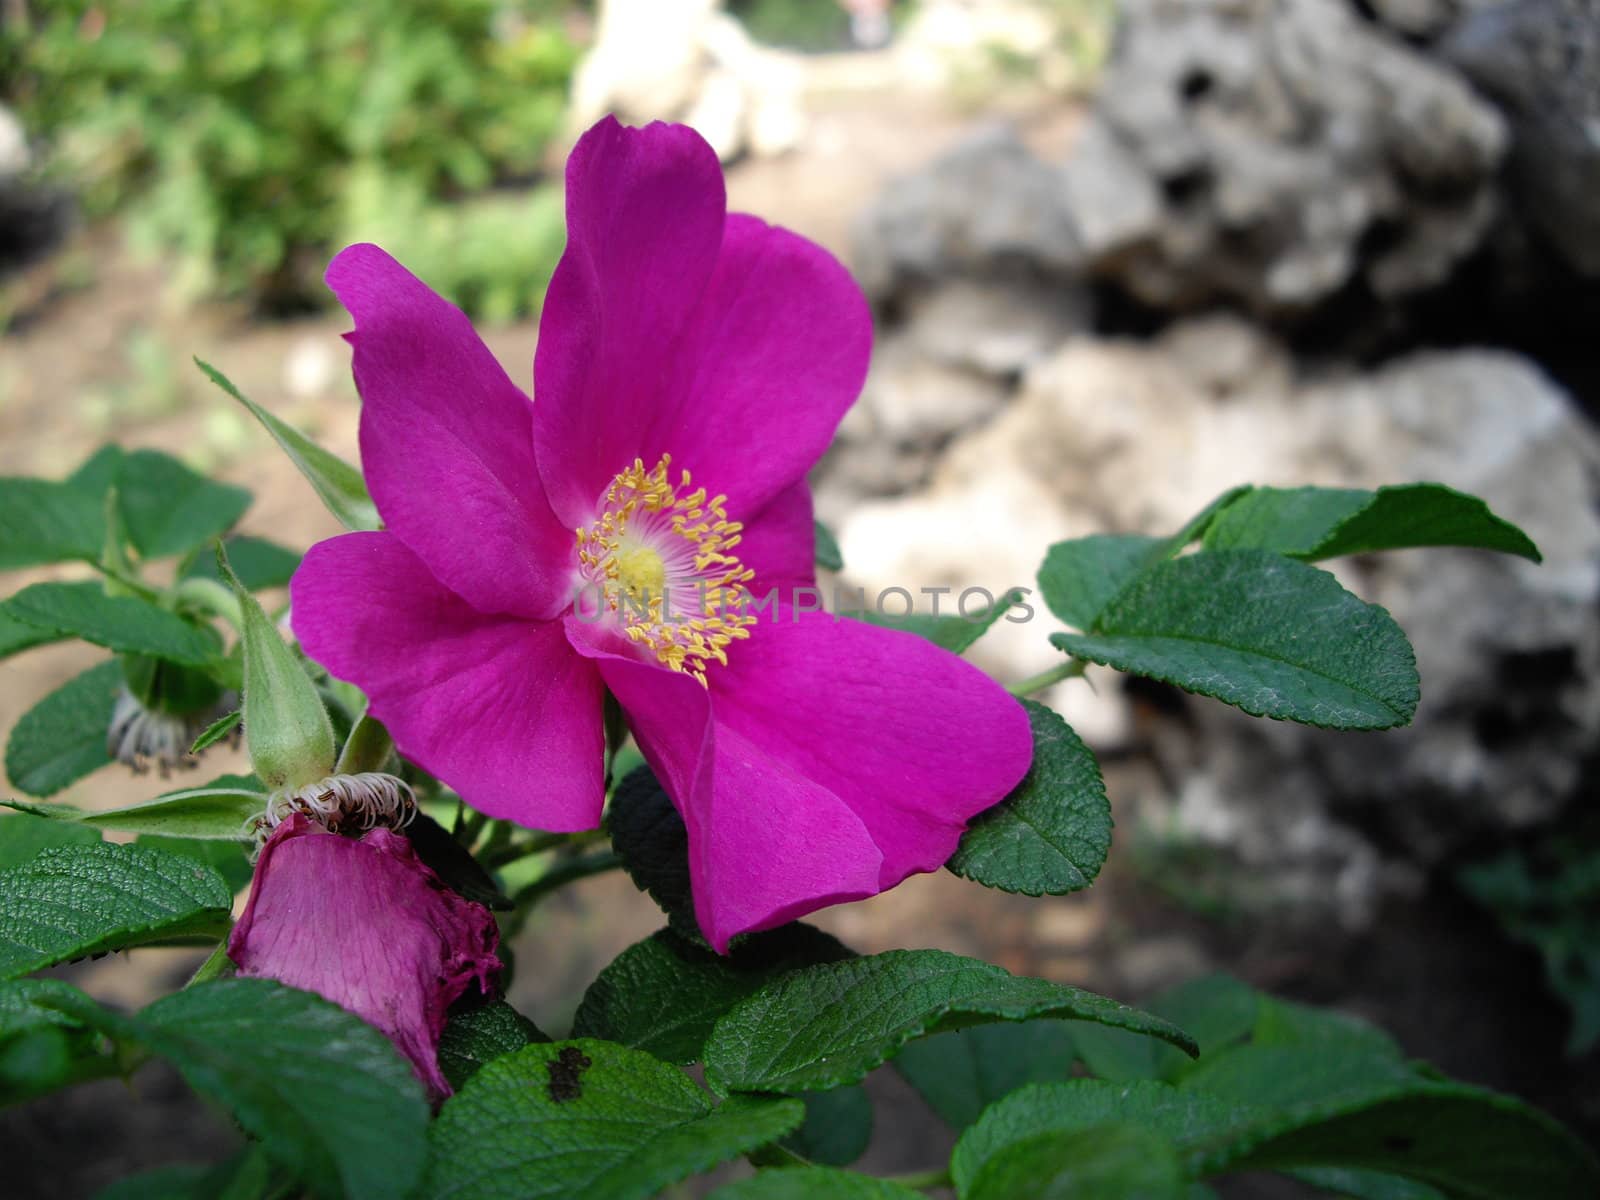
[576,454,757,685]
[615,545,667,598]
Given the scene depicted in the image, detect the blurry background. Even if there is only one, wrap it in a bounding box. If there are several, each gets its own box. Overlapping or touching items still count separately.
[2,0,1597,1194]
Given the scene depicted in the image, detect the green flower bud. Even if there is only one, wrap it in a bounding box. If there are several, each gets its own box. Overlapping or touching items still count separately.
[221,546,336,791]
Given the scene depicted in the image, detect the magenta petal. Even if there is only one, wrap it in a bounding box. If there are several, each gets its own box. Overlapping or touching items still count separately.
[533,119,872,527]
[648,213,873,515]
[326,243,573,620]
[566,620,884,954]
[736,481,818,596]
[710,611,1034,891]
[533,118,727,526]
[228,814,500,1099]
[292,532,605,831]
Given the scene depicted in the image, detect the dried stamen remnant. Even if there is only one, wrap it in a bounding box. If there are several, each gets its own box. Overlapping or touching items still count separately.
[253,772,417,846]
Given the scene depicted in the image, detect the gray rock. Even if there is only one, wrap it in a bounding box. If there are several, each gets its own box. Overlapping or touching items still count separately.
[900,278,1092,377]
[849,124,1085,299]
[1080,0,1509,315]
[1442,0,1600,276]
[856,336,1012,446]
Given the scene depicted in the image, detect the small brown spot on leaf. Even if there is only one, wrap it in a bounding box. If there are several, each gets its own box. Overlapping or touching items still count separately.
[546,1046,592,1103]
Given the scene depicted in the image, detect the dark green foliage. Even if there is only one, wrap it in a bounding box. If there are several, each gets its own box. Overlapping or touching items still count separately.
[947,700,1111,895]
[424,1040,804,1200]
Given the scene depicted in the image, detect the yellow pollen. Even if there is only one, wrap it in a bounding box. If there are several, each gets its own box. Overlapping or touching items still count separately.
[577,455,756,685]
[615,546,667,597]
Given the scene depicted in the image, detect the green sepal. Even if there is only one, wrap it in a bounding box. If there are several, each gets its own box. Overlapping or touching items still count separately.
[198,358,380,531]
[220,544,336,790]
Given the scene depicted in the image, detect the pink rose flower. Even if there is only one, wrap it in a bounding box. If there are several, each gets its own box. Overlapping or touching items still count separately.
[291,117,1032,952]
[228,814,499,1098]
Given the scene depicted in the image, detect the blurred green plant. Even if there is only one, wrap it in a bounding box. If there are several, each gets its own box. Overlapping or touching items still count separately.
[339,165,566,325]
[728,0,856,51]
[1,0,580,313]
[1460,833,1600,1056]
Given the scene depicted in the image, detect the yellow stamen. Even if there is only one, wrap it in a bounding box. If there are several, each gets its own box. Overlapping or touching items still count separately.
[577,455,756,685]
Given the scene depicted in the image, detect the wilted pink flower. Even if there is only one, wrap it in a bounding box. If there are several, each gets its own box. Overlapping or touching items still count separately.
[291,117,1033,952]
[228,814,499,1097]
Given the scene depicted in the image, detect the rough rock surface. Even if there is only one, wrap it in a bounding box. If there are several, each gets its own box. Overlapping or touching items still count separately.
[827,322,1600,927]
[850,124,1086,299]
[852,0,1512,322]
[1441,0,1600,277]
[814,276,1090,522]
[1083,0,1508,315]
[568,0,806,162]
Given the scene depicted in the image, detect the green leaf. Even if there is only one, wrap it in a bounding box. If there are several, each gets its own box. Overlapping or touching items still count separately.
[75,777,265,840]
[0,842,233,979]
[0,979,119,1106]
[223,546,336,790]
[67,445,126,502]
[0,608,65,661]
[436,1001,548,1094]
[572,924,854,1064]
[1035,486,1255,633]
[0,1025,103,1105]
[182,535,302,591]
[0,476,104,569]
[0,983,107,1104]
[1071,972,1259,1084]
[190,709,242,755]
[815,519,844,571]
[606,764,701,944]
[947,700,1110,895]
[114,979,429,1200]
[137,835,253,894]
[0,811,103,871]
[709,1168,925,1199]
[964,1124,1187,1200]
[962,1006,1597,1198]
[1252,996,1402,1060]
[3,582,220,666]
[0,978,99,1040]
[4,659,123,797]
[1037,534,1169,631]
[861,587,1029,654]
[1182,1044,1600,1198]
[1052,550,1419,730]
[702,948,1197,1096]
[1290,1167,1446,1200]
[422,1040,804,1200]
[198,358,380,532]
[114,449,252,560]
[1203,484,1541,563]
[893,1018,1077,1130]
[94,1148,275,1200]
[1168,485,1258,549]
[782,1085,873,1167]
[949,1079,1253,1194]
[1203,487,1373,557]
